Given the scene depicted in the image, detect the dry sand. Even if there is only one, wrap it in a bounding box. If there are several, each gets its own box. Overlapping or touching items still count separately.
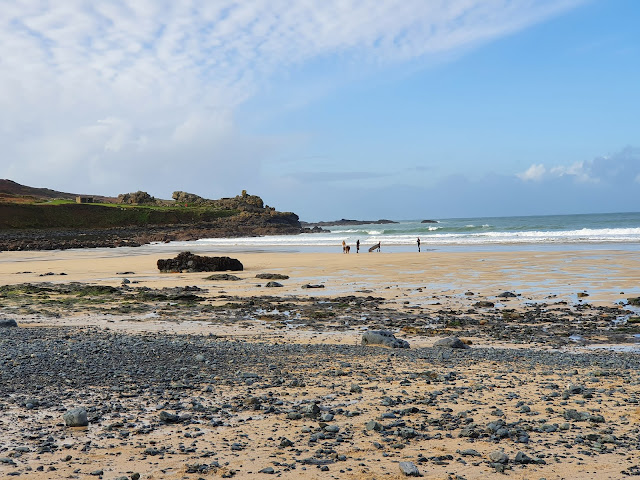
[1,247,640,479]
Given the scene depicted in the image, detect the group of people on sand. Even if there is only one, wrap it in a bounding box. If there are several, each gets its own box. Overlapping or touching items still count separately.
[343,239,379,253]
[342,238,421,253]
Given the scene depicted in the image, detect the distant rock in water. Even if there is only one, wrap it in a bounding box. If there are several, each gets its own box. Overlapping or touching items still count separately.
[157,251,243,273]
[421,219,438,224]
[302,218,398,227]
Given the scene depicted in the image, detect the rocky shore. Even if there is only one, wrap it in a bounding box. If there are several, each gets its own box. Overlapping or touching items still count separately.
[2,323,640,479]
[1,248,639,479]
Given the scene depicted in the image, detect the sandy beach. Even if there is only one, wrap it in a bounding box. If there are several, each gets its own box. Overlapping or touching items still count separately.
[1,247,640,479]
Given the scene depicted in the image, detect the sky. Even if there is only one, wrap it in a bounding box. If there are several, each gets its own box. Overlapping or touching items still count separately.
[1,0,638,221]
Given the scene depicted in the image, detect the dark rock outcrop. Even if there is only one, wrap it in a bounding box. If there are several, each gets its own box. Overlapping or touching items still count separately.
[157,251,243,273]
[0,319,18,328]
[117,191,156,205]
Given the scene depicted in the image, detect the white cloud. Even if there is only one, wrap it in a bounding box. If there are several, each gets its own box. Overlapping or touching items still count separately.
[549,161,596,183]
[517,163,546,181]
[0,0,585,195]
[518,147,640,186]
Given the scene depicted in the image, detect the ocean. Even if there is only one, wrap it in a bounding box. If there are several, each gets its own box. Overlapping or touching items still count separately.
[163,211,640,253]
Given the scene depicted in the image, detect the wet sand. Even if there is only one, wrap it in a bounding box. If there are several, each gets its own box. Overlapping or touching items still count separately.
[1,248,638,305]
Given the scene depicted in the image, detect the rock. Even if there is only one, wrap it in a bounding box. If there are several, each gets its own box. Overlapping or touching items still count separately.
[489,451,509,464]
[0,319,18,328]
[398,461,421,476]
[159,411,182,423]
[279,438,294,447]
[205,274,242,281]
[365,420,383,431]
[565,384,584,395]
[514,451,545,464]
[628,297,640,306]
[497,291,517,298]
[361,330,410,349]
[433,336,469,349]
[301,402,320,417]
[458,448,481,457]
[157,251,243,273]
[474,301,495,308]
[256,273,290,280]
[63,407,88,427]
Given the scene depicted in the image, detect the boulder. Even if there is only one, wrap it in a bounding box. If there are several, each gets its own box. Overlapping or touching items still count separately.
[433,336,469,349]
[63,407,88,427]
[0,319,18,328]
[361,330,410,349]
[157,251,243,273]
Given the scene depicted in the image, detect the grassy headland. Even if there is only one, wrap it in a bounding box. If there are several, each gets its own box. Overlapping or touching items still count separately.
[0,180,307,250]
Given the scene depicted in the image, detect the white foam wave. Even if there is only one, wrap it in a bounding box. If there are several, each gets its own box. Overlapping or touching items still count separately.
[162,226,640,249]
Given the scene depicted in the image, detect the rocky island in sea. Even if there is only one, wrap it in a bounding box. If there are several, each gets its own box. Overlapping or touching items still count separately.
[301,218,398,227]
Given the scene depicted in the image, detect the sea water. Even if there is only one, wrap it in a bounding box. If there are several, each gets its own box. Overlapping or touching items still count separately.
[161,211,640,254]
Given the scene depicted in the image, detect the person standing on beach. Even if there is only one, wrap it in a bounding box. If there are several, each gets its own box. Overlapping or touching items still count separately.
[356,239,360,253]
[417,237,421,252]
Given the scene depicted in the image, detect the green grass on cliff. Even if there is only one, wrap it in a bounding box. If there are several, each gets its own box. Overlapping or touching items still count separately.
[0,202,239,229]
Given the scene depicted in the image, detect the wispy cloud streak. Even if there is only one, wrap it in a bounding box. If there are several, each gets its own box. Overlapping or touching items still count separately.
[0,0,584,193]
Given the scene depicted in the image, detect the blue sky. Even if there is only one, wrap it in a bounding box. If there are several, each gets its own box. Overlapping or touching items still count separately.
[1,1,638,221]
